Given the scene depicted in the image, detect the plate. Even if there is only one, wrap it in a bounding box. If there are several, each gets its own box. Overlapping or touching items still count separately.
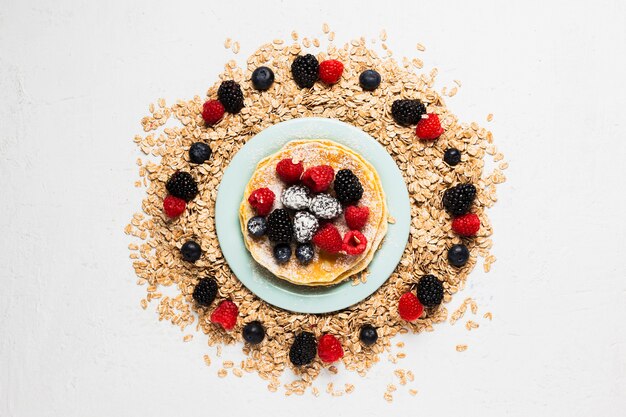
[215,118,410,313]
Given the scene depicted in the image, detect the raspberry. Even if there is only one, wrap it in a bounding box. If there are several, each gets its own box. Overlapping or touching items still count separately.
[318,59,344,84]
[344,206,369,230]
[312,223,342,254]
[342,230,367,255]
[276,158,304,184]
[201,100,225,125]
[289,332,317,366]
[163,195,186,218]
[301,165,334,193]
[248,187,275,216]
[217,80,244,114]
[451,213,480,236]
[210,300,238,330]
[416,113,444,140]
[317,334,344,363]
[398,292,424,321]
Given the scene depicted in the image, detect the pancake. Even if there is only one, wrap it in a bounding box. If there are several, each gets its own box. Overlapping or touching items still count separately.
[239,139,388,286]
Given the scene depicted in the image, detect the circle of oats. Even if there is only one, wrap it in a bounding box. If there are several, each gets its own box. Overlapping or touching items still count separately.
[216,118,410,313]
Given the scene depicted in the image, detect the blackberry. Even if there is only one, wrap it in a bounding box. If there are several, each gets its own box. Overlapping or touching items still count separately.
[273,243,292,264]
[251,66,275,91]
[293,211,319,243]
[416,274,444,308]
[291,54,319,88]
[443,148,461,166]
[192,277,217,307]
[180,240,202,262]
[295,243,315,264]
[391,99,426,126]
[442,184,476,216]
[447,244,470,267]
[359,324,378,346]
[266,209,293,243]
[289,332,317,366]
[334,169,363,204]
[166,171,198,202]
[242,321,265,344]
[309,194,342,220]
[189,142,212,164]
[217,80,244,113]
[247,216,267,237]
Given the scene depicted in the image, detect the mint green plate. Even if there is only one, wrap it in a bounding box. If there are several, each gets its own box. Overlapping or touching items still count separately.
[215,118,410,314]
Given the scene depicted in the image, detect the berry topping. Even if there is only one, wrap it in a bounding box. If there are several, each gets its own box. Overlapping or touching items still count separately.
[443,184,476,216]
[309,194,342,220]
[273,243,292,264]
[251,66,275,91]
[359,324,378,346]
[447,244,470,267]
[276,158,304,184]
[416,113,444,140]
[293,211,319,243]
[342,230,367,255]
[180,240,202,262]
[334,169,363,203]
[210,300,238,330]
[291,54,319,88]
[416,275,444,308]
[398,292,424,321]
[201,99,225,125]
[301,165,334,193]
[266,209,293,243]
[247,216,267,237]
[391,99,426,126]
[318,59,344,84]
[242,321,265,344]
[289,332,317,366]
[443,148,461,166]
[312,223,343,254]
[359,69,381,91]
[163,195,186,218]
[452,213,480,236]
[281,185,311,211]
[217,80,244,114]
[166,171,198,202]
[189,142,212,164]
[344,206,369,230]
[248,187,275,216]
[295,242,315,264]
[192,277,218,307]
[317,334,344,363]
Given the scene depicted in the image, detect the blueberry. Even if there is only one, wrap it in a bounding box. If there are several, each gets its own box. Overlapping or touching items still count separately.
[242,321,265,344]
[447,244,470,267]
[188,142,212,164]
[359,69,381,91]
[181,240,202,262]
[251,66,275,91]
[443,148,461,166]
[295,243,314,264]
[247,216,267,237]
[273,243,291,264]
[359,324,378,346]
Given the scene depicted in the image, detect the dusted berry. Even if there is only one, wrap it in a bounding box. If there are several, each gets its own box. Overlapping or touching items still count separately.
[289,332,317,366]
[443,148,461,166]
[273,243,292,264]
[291,54,319,88]
[309,194,342,220]
[312,223,342,254]
[295,243,315,264]
[318,59,344,84]
[398,292,424,321]
[248,187,275,216]
[416,275,444,308]
[210,300,238,330]
[416,113,444,140]
[359,324,378,346]
[266,209,293,243]
[301,165,334,193]
[359,69,381,91]
[251,66,275,91]
[342,230,367,255]
[166,171,198,202]
[192,277,218,307]
[344,206,369,230]
[448,244,470,267]
[247,216,267,237]
[163,195,186,218]
[317,334,344,363]
[217,80,244,113]
[180,240,202,262]
[443,184,477,216]
[452,213,480,236]
[201,99,225,125]
[391,99,426,126]
[276,158,304,184]
[334,169,363,203]
[242,321,265,344]
[293,211,319,243]
[189,142,212,164]
[281,185,311,211]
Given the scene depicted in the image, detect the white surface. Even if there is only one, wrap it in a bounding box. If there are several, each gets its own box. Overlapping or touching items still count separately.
[1,0,625,416]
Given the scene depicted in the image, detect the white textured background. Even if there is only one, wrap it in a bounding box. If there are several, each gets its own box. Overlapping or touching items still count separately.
[1,1,625,416]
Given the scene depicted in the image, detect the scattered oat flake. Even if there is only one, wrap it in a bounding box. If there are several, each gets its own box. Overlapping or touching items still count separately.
[203,355,211,367]
[232,42,240,54]
[224,38,231,49]
[183,334,193,342]
[416,43,425,51]
[483,312,493,320]
[218,369,227,378]
[465,320,479,331]
[380,29,387,41]
[454,79,462,87]
[322,23,329,34]
[456,344,468,352]
[409,389,418,396]
[487,113,494,122]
